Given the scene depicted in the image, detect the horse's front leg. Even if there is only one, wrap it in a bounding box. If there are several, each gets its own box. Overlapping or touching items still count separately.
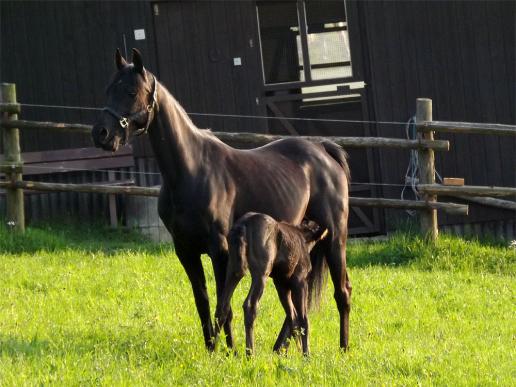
[175,246,215,350]
[210,235,235,348]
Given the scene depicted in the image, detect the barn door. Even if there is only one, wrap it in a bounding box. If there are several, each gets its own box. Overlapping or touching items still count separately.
[256,0,381,235]
[152,1,267,133]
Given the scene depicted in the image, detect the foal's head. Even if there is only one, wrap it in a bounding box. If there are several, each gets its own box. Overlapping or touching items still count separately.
[92,48,157,152]
[299,220,329,251]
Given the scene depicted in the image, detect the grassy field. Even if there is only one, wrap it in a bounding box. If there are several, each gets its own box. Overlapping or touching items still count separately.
[0,224,514,386]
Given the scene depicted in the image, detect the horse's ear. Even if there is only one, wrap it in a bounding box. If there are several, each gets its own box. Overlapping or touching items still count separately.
[132,48,146,79]
[115,48,127,70]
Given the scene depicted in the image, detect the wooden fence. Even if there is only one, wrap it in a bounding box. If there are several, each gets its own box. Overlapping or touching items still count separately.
[1,82,515,240]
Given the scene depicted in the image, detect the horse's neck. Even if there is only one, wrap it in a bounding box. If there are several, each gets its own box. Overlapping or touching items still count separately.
[148,83,204,186]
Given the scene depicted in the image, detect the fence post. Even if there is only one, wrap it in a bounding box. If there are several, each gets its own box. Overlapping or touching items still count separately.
[1,83,25,233]
[416,98,437,241]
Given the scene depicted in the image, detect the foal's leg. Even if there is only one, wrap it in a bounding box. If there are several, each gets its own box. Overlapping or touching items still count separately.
[214,270,243,346]
[272,279,295,353]
[326,236,352,350]
[243,275,267,356]
[291,279,310,355]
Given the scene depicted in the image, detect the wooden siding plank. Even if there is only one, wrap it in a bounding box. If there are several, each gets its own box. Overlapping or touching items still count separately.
[426,1,456,182]
[237,1,269,133]
[488,2,516,188]
[442,1,472,194]
[456,1,488,187]
[474,1,502,187]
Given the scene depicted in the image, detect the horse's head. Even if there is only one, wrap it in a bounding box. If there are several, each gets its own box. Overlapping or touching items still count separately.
[92,48,157,152]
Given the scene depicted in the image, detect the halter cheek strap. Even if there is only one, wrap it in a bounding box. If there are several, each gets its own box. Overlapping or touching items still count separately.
[102,74,158,137]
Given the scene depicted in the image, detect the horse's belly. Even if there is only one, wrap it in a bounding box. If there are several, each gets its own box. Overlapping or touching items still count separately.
[235,169,309,224]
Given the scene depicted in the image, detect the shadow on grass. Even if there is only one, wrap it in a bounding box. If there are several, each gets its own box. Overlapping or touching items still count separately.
[1,219,512,275]
[0,221,174,256]
[347,234,424,268]
[348,230,514,275]
[0,335,51,357]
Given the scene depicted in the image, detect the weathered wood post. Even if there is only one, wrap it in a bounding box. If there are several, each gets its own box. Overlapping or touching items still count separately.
[1,83,25,233]
[416,98,437,241]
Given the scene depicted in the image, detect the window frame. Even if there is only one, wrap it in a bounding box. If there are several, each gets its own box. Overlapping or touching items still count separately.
[256,0,362,91]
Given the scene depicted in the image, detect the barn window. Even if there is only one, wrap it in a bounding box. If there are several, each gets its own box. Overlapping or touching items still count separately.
[257,0,355,87]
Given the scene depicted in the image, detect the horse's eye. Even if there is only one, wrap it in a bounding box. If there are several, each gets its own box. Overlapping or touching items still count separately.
[128,91,137,98]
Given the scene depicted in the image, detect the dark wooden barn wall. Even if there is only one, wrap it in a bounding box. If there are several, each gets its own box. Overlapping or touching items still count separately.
[0,0,161,224]
[1,0,514,230]
[0,0,158,156]
[357,0,515,226]
[149,0,268,156]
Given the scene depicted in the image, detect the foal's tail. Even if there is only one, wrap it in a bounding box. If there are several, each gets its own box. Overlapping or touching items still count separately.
[321,140,351,183]
[307,243,328,311]
[228,223,248,276]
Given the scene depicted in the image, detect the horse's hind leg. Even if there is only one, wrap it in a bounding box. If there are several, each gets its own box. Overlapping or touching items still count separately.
[326,236,352,350]
[243,275,266,356]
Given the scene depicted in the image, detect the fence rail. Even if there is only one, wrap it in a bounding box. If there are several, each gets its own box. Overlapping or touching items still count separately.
[0,103,21,114]
[418,121,516,136]
[2,81,515,240]
[0,180,470,216]
[0,118,449,151]
[418,184,516,198]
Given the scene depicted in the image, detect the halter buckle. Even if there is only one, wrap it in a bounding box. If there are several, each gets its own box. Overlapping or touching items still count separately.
[119,117,129,128]
[146,104,153,113]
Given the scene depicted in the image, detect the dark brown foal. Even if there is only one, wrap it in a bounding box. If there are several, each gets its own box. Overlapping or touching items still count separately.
[215,212,327,355]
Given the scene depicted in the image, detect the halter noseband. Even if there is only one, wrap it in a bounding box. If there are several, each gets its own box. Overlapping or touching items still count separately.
[102,74,158,137]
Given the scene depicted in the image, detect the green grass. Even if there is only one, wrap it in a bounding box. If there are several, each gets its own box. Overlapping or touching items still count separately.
[0,224,514,386]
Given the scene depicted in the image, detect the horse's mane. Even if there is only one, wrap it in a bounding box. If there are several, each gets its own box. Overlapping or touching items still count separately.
[157,79,222,144]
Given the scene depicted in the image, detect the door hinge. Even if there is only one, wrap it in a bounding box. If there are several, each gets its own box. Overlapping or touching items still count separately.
[153,4,159,16]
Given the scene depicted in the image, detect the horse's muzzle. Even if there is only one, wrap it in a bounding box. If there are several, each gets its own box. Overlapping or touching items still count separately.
[92,124,120,151]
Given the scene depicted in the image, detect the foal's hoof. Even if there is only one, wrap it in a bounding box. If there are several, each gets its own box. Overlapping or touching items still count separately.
[206,340,216,352]
[273,346,288,356]
[223,347,238,357]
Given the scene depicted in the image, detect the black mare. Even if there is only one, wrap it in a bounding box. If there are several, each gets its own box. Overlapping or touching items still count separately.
[92,49,352,351]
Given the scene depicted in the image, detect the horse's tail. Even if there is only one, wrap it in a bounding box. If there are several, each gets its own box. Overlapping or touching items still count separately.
[307,242,328,311]
[321,140,351,183]
[308,141,350,310]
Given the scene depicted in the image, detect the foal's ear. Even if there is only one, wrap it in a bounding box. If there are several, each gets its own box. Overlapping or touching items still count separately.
[132,48,146,79]
[115,48,127,70]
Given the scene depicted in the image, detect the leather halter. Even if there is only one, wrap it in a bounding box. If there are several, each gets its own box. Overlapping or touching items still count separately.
[102,74,158,137]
